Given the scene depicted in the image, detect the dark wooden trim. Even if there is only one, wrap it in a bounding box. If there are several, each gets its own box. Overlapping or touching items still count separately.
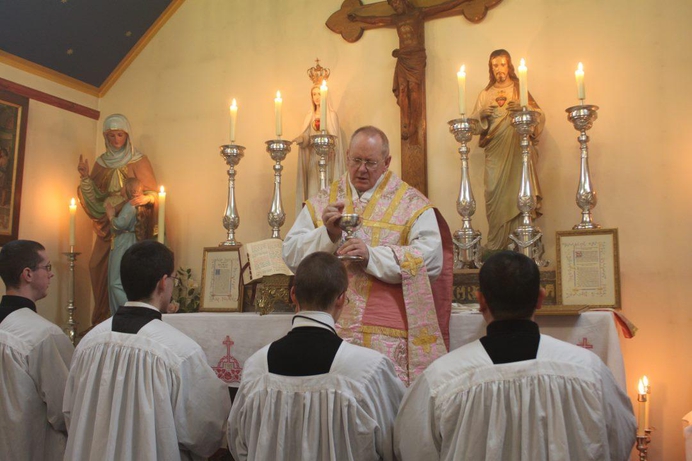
[0,77,99,120]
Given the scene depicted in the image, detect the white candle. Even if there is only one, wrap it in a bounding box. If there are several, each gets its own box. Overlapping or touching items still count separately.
[643,375,650,430]
[158,186,166,244]
[518,58,529,107]
[229,99,238,143]
[575,62,585,100]
[319,80,328,134]
[637,379,647,436]
[69,198,76,247]
[457,65,466,115]
[274,91,282,138]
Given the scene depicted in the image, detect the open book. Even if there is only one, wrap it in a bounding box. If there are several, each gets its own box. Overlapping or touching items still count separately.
[242,239,294,283]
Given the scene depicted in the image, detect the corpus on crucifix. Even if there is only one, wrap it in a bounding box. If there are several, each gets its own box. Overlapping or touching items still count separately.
[327,0,502,195]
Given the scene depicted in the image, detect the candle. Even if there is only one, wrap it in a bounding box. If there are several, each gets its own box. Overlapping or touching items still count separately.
[69,198,76,248]
[636,379,647,436]
[158,186,166,244]
[229,99,238,143]
[319,80,328,134]
[575,62,585,101]
[274,91,282,138]
[457,65,466,115]
[643,375,650,430]
[518,58,529,107]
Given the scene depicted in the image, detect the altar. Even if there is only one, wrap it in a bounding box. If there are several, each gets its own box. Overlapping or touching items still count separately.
[163,310,628,390]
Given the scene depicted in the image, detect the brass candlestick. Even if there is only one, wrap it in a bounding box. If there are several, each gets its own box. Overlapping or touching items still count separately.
[508,107,548,266]
[266,139,292,239]
[219,144,245,246]
[63,246,80,345]
[566,104,601,229]
[310,131,337,191]
[448,116,482,268]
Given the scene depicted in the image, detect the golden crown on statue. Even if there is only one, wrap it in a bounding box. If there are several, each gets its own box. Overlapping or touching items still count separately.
[307,58,330,85]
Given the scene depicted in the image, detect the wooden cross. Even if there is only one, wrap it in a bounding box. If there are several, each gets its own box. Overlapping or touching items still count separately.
[327,0,502,195]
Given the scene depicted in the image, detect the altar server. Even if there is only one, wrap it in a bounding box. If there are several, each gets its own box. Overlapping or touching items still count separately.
[395,251,637,461]
[63,240,230,461]
[228,252,405,461]
[0,240,73,461]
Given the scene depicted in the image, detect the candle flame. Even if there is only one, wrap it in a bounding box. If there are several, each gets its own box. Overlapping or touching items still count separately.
[320,80,328,90]
[458,65,465,75]
[159,186,165,194]
[275,91,281,100]
[638,379,645,394]
[520,58,526,67]
[70,197,76,207]
[577,62,584,72]
[231,98,237,109]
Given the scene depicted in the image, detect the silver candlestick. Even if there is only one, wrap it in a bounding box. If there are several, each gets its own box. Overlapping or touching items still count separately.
[448,117,482,268]
[508,107,548,266]
[566,104,601,229]
[266,139,292,239]
[63,246,80,345]
[219,144,245,246]
[310,131,337,191]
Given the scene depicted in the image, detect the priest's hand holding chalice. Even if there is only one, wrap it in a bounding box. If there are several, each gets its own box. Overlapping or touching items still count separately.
[322,201,367,263]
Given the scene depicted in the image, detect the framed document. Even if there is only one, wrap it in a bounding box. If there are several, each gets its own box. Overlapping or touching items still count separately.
[556,228,621,309]
[200,246,244,312]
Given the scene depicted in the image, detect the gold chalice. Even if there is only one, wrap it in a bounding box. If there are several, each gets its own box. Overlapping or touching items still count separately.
[337,213,364,262]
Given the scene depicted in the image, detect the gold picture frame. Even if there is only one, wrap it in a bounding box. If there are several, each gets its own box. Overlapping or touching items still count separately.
[556,228,621,309]
[200,246,244,312]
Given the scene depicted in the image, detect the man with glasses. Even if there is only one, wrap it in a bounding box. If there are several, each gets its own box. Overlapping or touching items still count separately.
[284,125,453,385]
[63,240,230,460]
[0,239,74,460]
[229,252,405,460]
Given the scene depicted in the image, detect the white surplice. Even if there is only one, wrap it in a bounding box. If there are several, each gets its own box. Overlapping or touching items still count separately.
[63,314,231,461]
[395,335,636,461]
[228,321,406,461]
[0,307,73,461]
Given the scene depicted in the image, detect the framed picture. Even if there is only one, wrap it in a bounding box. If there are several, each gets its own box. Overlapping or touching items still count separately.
[0,90,29,244]
[200,246,244,312]
[556,228,621,309]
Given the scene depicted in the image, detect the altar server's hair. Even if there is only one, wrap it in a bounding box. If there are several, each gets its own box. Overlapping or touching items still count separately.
[293,252,348,311]
[120,240,174,302]
[0,240,45,289]
[479,251,540,320]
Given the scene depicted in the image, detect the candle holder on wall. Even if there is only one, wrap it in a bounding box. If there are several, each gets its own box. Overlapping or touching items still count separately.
[566,104,601,230]
[266,139,292,239]
[507,107,548,266]
[448,117,482,269]
[63,247,80,345]
[219,144,245,246]
[310,131,337,191]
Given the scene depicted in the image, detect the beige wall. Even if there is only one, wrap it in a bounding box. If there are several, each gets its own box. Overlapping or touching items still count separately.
[3,0,690,458]
[0,63,98,333]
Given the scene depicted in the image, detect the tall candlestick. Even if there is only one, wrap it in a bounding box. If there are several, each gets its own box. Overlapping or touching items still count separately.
[274,91,282,138]
[69,198,76,247]
[230,98,238,143]
[158,186,166,244]
[518,58,528,107]
[575,62,585,101]
[637,379,647,436]
[457,65,467,115]
[319,80,329,134]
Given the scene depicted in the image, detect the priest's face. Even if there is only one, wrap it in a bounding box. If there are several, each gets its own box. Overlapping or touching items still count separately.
[347,132,391,193]
[106,130,128,149]
[29,250,53,301]
[491,56,509,84]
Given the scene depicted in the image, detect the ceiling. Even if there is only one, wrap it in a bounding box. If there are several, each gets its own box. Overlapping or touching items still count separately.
[0,0,181,95]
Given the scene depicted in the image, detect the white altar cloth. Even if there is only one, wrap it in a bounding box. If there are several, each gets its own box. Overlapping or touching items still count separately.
[163,311,627,390]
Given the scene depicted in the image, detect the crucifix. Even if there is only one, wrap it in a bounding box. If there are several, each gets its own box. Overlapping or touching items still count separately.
[327,0,502,195]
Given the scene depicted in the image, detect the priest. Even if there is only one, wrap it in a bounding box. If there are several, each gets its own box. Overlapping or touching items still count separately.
[0,240,74,461]
[283,125,453,385]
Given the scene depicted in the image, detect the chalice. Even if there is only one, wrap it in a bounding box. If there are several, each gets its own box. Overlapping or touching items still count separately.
[337,213,364,262]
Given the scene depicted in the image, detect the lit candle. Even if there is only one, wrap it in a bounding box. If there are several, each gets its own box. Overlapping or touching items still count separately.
[158,186,166,244]
[637,378,647,436]
[575,62,585,101]
[319,80,328,134]
[643,375,650,430]
[457,65,466,115]
[518,58,529,107]
[69,198,76,248]
[229,99,238,143]
[274,91,282,138]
